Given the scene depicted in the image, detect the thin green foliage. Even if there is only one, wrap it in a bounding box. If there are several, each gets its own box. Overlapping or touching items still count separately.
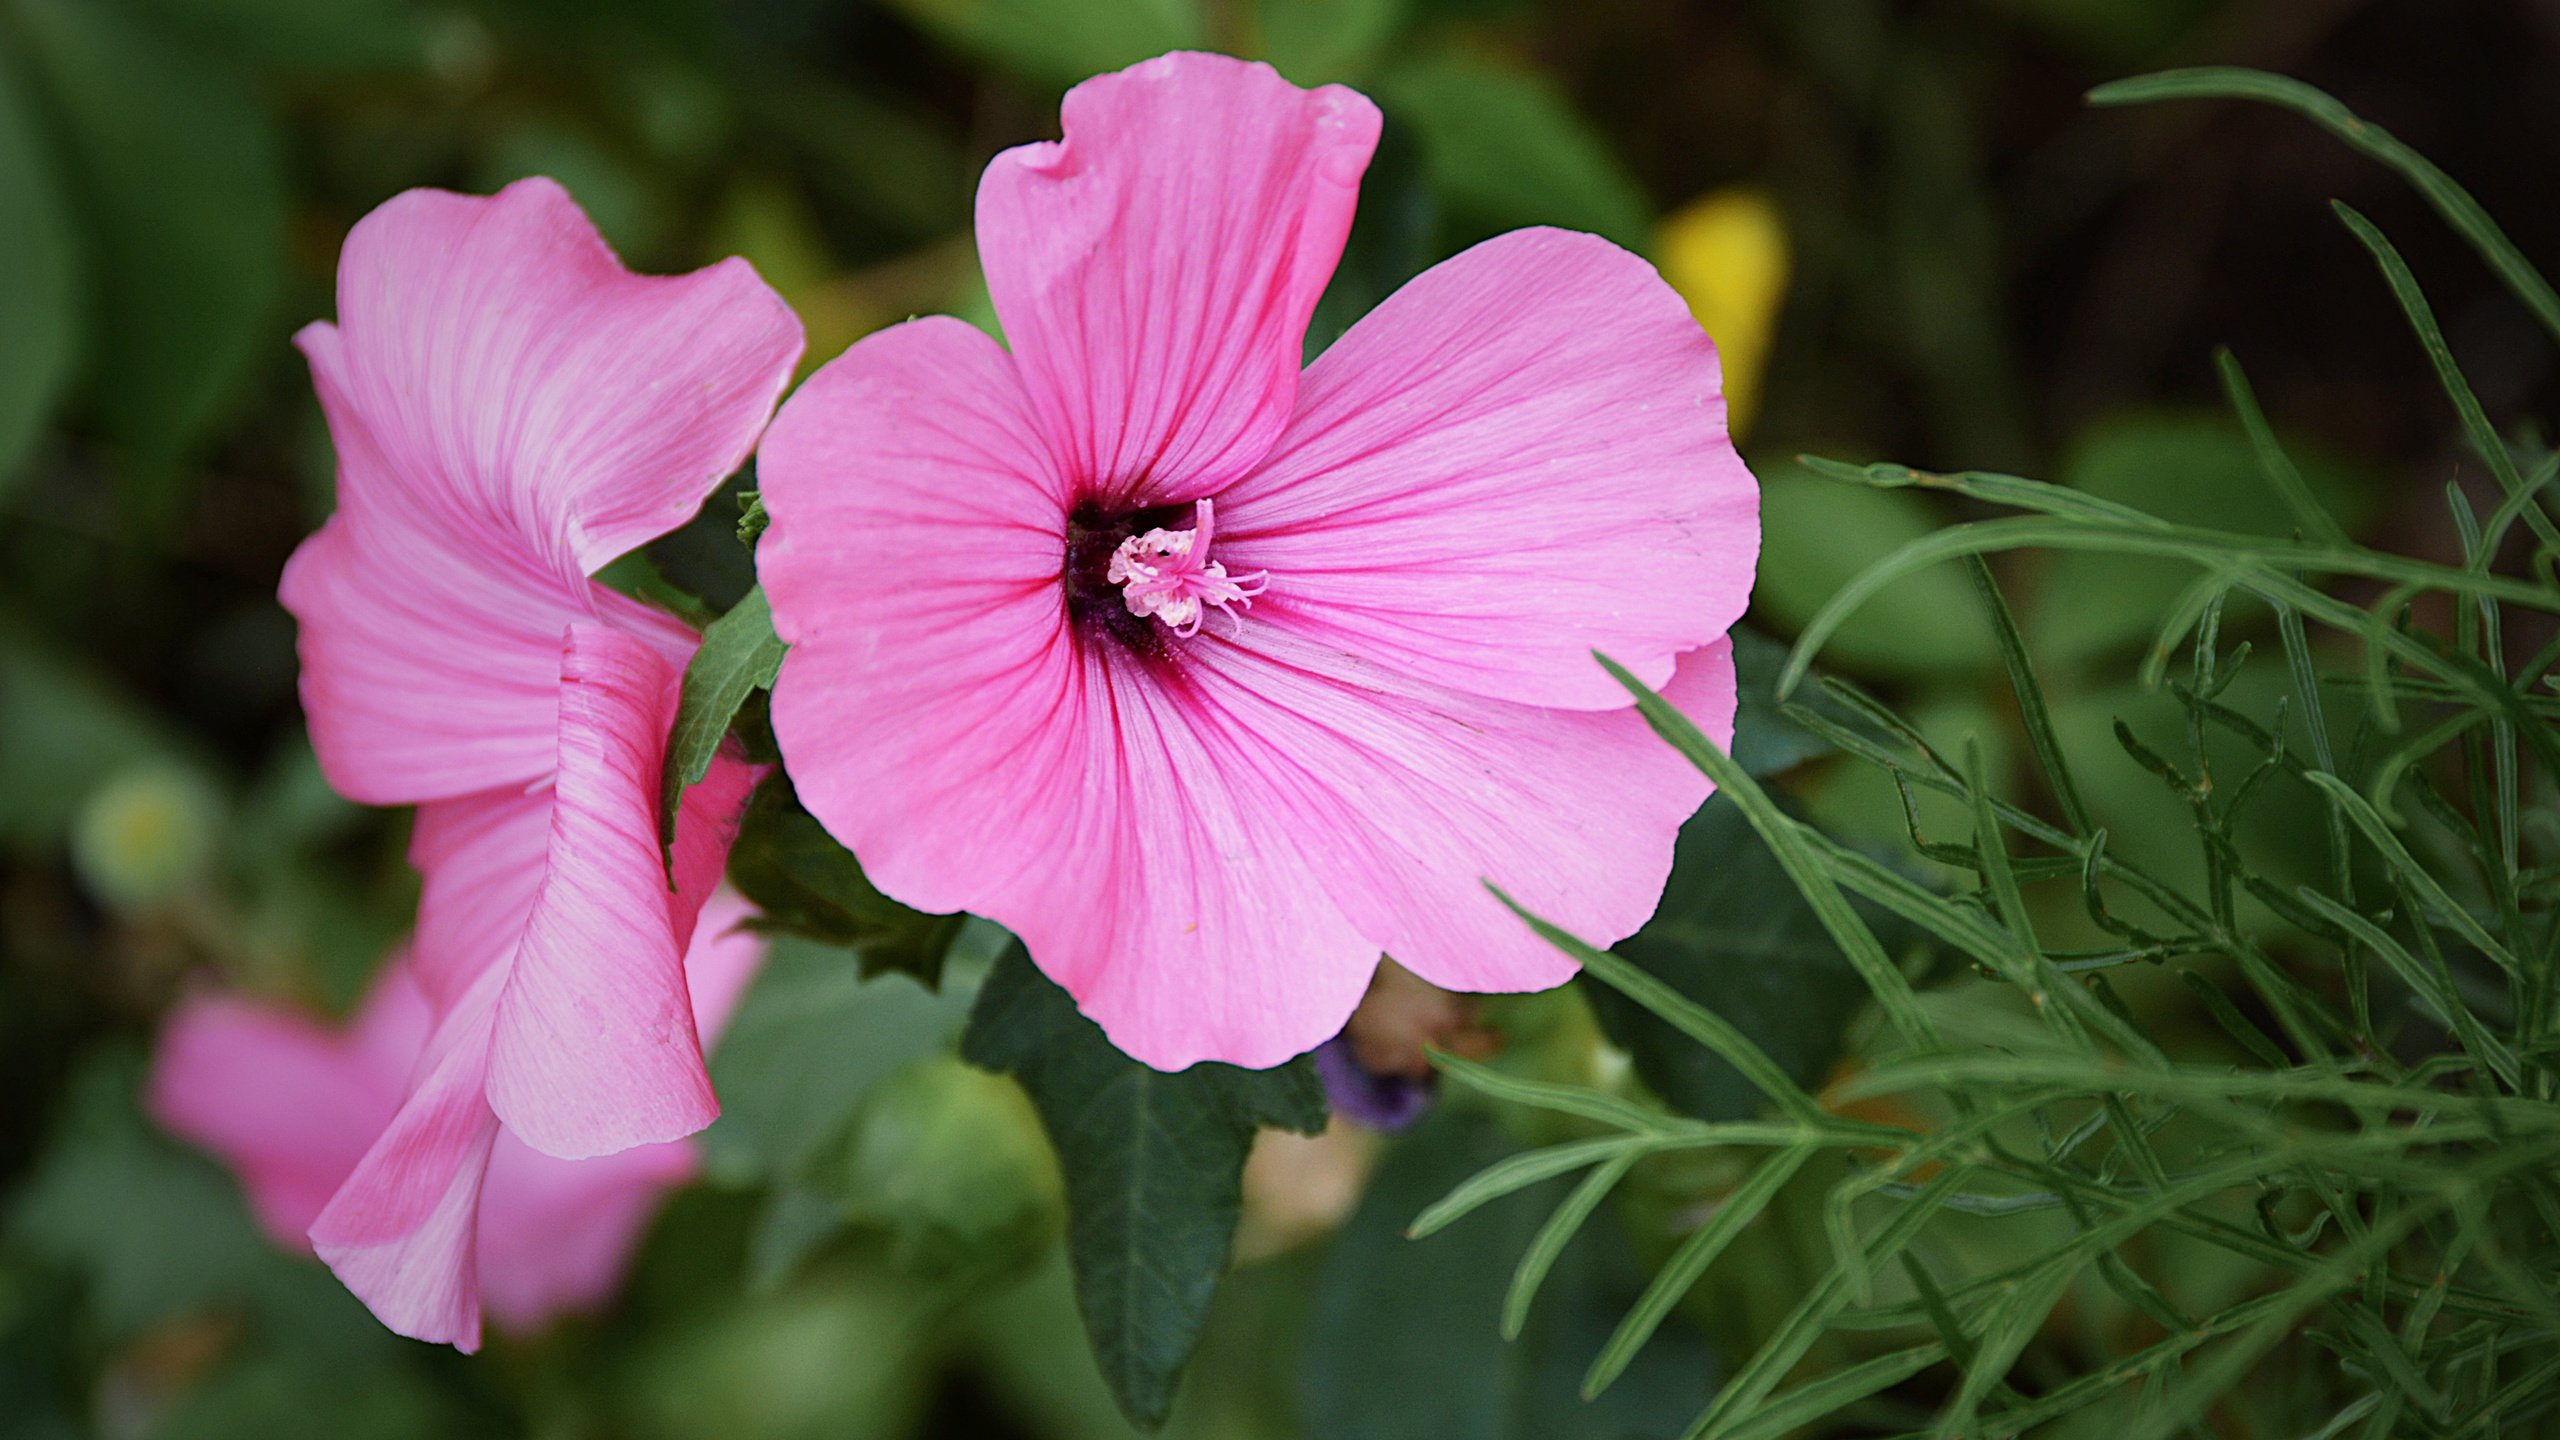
[1416,73,2560,1437]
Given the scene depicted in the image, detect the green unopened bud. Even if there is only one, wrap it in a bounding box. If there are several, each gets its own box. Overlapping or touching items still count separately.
[834,1056,1062,1275]
[70,763,220,912]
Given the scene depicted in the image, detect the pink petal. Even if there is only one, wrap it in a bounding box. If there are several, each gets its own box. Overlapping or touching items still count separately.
[476,1131,695,1330]
[681,886,768,1043]
[147,988,411,1250]
[307,975,505,1351]
[977,52,1378,505]
[758,315,1078,890]
[760,319,1378,1068]
[1216,228,1759,710]
[282,175,800,805]
[482,624,757,1161]
[324,176,801,574]
[407,788,555,1014]
[1192,632,1735,999]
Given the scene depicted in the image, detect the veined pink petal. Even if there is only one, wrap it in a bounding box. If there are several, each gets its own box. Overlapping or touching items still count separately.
[680,886,767,1041]
[307,971,506,1350]
[760,318,1380,1066]
[977,52,1378,505]
[760,316,1076,897]
[1217,228,1758,711]
[408,788,556,1014]
[1185,633,1736,998]
[282,178,800,805]
[483,624,759,1161]
[325,176,802,575]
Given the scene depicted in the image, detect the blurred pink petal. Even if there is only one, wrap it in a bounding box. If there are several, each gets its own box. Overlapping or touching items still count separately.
[760,54,1756,1071]
[977,51,1379,509]
[273,177,799,1343]
[147,896,767,1349]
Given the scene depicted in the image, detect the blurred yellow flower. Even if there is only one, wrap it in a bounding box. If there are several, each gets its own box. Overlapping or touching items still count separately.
[1656,188,1790,441]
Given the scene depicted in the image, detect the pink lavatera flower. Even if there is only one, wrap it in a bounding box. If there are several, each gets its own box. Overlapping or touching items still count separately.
[275,177,802,1344]
[148,893,765,1339]
[756,53,1758,1071]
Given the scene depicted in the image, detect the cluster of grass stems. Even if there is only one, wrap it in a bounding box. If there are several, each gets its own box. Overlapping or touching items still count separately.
[1418,69,2560,1439]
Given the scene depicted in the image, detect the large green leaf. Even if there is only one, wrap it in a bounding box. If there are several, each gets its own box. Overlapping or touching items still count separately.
[725,779,964,986]
[1375,52,1649,252]
[1589,795,1917,1122]
[0,47,80,493]
[1301,1109,1717,1438]
[962,945,1327,1429]
[13,0,287,495]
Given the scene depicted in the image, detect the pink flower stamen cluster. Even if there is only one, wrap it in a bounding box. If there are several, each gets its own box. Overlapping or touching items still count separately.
[1105,499,1268,637]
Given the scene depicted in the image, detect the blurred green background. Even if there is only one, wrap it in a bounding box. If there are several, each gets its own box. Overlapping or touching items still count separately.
[5,0,2559,1436]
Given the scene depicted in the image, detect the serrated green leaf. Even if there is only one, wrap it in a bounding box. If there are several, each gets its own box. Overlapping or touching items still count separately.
[0,48,80,493]
[726,779,963,986]
[14,0,285,499]
[660,586,785,854]
[961,944,1324,1429]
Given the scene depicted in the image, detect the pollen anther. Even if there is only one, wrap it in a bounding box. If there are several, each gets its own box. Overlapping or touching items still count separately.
[1106,498,1267,637]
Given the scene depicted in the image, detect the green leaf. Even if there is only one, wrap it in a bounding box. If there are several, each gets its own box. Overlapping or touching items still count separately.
[2031,414,2368,662]
[1755,459,1997,678]
[1256,0,1405,84]
[0,47,81,493]
[13,0,286,494]
[961,944,1325,1429]
[1587,794,1912,1122]
[878,0,1205,89]
[1376,52,1649,252]
[1301,1110,1718,1440]
[660,586,786,854]
[701,935,975,1185]
[726,779,964,986]
[128,0,428,75]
